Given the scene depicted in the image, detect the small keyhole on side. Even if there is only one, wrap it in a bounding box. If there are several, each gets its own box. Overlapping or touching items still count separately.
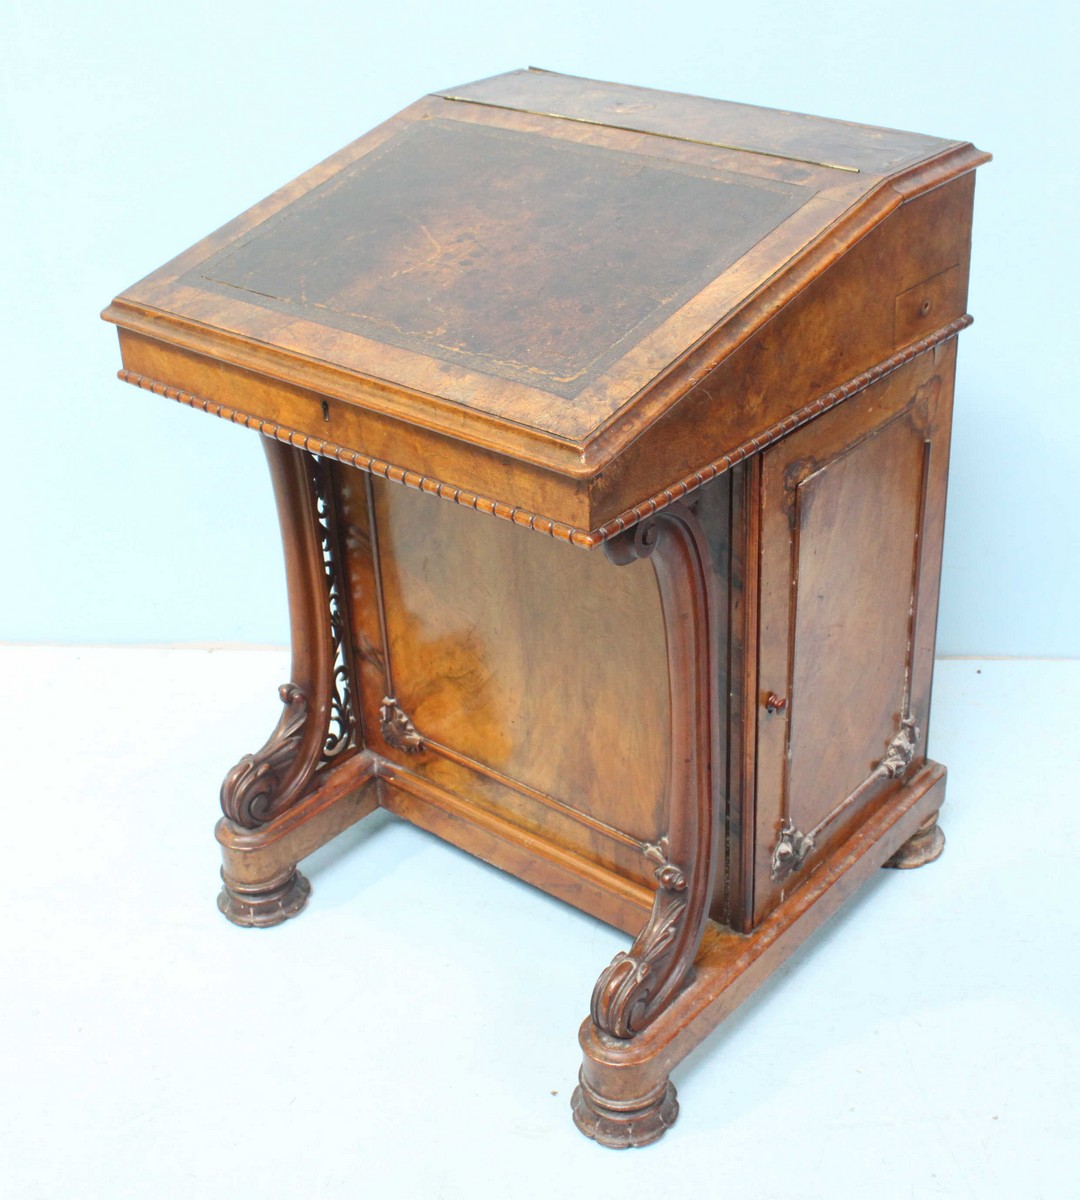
[321,400,330,422]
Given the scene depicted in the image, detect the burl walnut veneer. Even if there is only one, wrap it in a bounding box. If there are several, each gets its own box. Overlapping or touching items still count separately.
[103,69,989,1147]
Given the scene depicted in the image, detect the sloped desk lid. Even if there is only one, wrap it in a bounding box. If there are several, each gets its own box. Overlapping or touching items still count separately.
[104,69,988,542]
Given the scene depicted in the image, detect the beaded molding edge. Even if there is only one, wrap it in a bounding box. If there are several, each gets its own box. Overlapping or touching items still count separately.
[117,313,971,549]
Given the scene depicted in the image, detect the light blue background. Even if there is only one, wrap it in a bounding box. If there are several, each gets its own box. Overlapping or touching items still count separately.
[3,1,1076,652]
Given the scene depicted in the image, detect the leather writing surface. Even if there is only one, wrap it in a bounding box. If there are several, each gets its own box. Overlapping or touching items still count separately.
[190,119,809,399]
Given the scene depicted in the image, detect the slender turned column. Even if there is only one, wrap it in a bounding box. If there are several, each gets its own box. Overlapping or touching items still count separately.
[217,436,354,926]
[573,503,721,1148]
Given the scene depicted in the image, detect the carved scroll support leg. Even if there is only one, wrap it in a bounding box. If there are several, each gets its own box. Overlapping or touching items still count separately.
[883,809,945,869]
[575,506,720,1146]
[216,437,361,922]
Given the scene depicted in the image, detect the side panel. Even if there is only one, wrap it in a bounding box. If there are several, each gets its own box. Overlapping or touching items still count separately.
[753,342,955,922]
[335,466,704,922]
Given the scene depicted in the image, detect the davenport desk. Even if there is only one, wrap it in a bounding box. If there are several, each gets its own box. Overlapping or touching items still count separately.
[103,69,989,1147]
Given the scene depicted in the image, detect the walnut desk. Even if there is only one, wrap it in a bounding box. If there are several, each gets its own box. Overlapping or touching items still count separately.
[103,69,989,1148]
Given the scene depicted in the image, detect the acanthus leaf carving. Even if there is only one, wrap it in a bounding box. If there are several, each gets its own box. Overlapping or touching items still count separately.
[220,683,310,828]
[590,836,691,1039]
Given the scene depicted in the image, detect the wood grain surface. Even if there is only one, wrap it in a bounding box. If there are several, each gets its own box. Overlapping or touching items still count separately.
[105,72,989,1146]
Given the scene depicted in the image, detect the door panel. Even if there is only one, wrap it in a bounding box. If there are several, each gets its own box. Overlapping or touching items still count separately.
[753,346,955,921]
[786,416,926,832]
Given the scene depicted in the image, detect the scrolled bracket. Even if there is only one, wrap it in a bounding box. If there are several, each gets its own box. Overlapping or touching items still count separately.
[602,517,660,567]
[590,506,720,1040]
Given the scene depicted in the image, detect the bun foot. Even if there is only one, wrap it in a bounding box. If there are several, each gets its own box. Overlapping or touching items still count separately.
[217,865,311,927]
[884,813,945,870]
[571,1071,678,1148]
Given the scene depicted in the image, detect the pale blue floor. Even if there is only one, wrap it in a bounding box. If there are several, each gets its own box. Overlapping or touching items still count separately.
[1,648,1074,1199]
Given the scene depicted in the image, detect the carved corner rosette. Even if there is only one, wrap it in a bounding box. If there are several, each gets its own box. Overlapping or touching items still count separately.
[591,837,691,1039]
[221,683,310,827]
[379,697,425,753]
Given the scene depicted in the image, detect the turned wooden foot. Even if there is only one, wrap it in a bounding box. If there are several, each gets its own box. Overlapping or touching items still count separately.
[571,1071,678,1149]
[883,811,945,869]
[213,752,379,927]
[217,864,311,927]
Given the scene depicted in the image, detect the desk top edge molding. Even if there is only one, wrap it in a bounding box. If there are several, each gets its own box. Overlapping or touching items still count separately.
[115,313,970,549]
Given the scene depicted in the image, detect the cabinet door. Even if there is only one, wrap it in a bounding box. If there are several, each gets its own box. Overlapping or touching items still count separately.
[752,344,955,922]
